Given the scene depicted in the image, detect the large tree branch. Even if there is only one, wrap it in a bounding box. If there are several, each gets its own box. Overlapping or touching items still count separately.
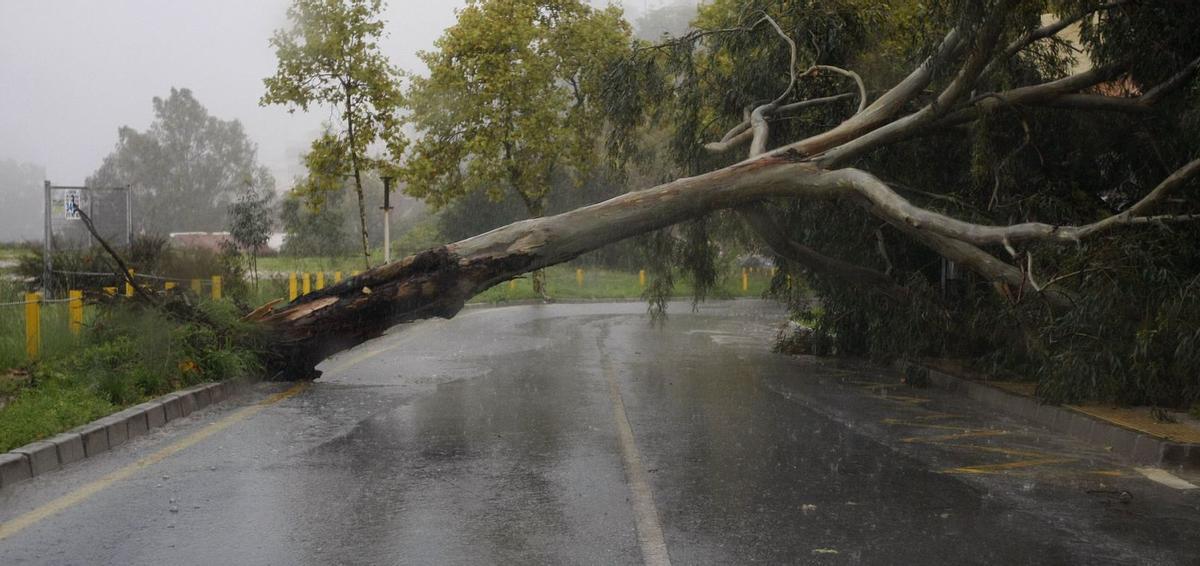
[768,28,966,159]
[831,159,1200,246]
[704,93,855,154]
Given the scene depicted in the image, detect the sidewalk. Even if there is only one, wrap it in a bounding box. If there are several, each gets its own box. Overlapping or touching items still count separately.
[896,359,1200,471]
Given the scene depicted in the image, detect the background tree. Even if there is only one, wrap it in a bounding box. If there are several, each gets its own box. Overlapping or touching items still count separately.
[279,185,351,257]
[89,88,274,234]
[0,159,45,242]
[228,185,274,286]
[262,0,405,270]
[400,0,631,297]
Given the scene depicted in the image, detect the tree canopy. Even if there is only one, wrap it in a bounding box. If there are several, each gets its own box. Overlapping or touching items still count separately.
[602,0,1200,406]
[400,0,631,218]
[262,0,405,269]
[89,87,274,234]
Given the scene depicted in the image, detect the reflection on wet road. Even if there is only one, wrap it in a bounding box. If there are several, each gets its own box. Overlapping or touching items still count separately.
[1,300,1198,565]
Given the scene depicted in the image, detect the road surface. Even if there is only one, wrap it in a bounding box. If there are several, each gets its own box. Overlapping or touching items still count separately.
[1,300,1198,565]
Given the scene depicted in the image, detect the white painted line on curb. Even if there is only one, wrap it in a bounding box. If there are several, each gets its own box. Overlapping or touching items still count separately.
[600,339,672,566]
[1135,467,1198,490]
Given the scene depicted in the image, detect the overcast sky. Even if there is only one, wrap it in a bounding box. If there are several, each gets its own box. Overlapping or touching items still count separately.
[0,0,673,189]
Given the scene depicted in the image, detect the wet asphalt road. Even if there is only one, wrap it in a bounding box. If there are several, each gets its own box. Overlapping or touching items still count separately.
[2,300,1199,565]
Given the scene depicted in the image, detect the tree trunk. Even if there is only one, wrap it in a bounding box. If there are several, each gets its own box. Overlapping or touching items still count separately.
[345,91,371,271]
[258,154,817,379]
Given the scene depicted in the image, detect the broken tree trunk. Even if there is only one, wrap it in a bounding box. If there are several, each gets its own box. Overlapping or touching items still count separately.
[258,154,822,379]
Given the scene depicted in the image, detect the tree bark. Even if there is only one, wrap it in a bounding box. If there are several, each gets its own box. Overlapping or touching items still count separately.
[346,88,372,271]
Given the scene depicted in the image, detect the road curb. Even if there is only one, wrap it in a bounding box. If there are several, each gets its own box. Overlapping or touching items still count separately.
[0,379,251,491]
[894,360,1200,471]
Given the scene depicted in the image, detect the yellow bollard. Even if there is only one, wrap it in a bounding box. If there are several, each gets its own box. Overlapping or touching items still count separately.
[302,273,311,295]
[24,292,40,360]
[576,268,584,288]
[316,272,325,290]
[508,279,516,291]
[742,268,749,292]
[69,290,83,335]
[191,279,202,294]
[639,269,646,288]
[125,269,135,297]
[288,272,298,301]
[787,274,793,289]
[211,275,222,300]
[164,281,176,291]
[334,271,343,283]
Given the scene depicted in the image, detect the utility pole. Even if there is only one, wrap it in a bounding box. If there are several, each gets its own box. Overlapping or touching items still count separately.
[380,176,394,264]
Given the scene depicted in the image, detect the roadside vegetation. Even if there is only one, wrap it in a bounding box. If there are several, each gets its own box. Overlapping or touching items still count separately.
[0,243,265,452]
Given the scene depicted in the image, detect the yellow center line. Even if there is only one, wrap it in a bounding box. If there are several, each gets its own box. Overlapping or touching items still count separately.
[0,383,309,542]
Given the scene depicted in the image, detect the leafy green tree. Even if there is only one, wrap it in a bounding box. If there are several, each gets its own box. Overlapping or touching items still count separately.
[601,0,1200,406]
[228,186,274,285]
[400,0,631,296]
[279,185,351,257]
[262,0,405,270]
[89,88,274,234]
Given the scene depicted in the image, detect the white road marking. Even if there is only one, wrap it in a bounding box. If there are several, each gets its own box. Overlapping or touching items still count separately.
[1135,467,1198,490]
[600,342,672,566]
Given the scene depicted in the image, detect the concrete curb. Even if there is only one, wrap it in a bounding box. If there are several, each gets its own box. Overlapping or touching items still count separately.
[0,379,251,491]
[895,361,1200,471]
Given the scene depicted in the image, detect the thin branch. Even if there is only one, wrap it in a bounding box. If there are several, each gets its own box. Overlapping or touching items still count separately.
[76,209,158,305]
[1043,54,1200,112]
[703,93,854,154]
[979,1,1129,80]
[874,228,893,276]
[804,65,868,114]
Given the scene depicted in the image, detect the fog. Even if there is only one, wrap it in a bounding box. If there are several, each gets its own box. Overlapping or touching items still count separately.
[0,0,687,240]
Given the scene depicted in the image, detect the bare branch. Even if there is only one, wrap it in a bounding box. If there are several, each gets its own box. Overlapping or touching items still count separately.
[767,28,966,160]
[832,159,1200,246]
[820,63,1124,166]
[1043,54,1200,112]
[703,93,854,155]
[804,65,868,114]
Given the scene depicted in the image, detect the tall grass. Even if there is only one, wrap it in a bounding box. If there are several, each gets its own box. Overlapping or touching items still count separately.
[0,295,263,452]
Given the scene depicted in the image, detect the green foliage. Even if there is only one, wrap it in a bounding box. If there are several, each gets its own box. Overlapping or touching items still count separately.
[262,0,405,265]
[229,185,274,283]
[401,0,632,217]
[14,234,249,300]
[0,300,264,451]
[88,88,275,233]
[609,1,1200,407]
[279,188,352,257]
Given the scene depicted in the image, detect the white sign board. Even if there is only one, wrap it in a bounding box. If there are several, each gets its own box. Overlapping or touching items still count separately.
[63,189,82,220]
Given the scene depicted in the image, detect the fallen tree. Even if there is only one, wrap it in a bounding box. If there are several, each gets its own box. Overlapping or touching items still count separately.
[253,1,1200,382]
